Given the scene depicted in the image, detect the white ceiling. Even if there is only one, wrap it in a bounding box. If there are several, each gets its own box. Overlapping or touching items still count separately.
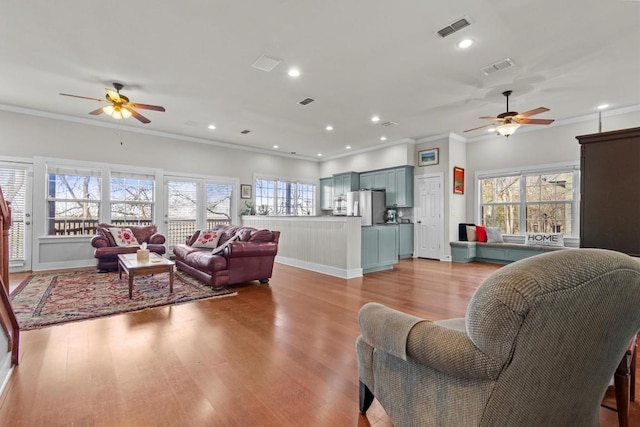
[1,1,639,160]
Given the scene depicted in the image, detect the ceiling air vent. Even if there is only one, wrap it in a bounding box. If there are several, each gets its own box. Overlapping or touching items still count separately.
[252,54,281,72]
[435,17,471,38]
[481,58,516,75]
[298,97,315,106]
[380,121,397,127]
[240,129,251,134]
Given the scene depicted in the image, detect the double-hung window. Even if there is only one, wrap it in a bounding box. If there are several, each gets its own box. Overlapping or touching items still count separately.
[255,178,315,216]
[46,166,101,235]
[479,166,579,236]
[110,171,155,226]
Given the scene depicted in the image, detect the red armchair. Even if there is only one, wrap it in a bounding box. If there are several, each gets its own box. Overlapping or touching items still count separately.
[90,223,166,272]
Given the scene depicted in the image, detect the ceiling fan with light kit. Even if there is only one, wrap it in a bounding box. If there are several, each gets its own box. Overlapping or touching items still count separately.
[464,90,554,137]
[60,82,165,124]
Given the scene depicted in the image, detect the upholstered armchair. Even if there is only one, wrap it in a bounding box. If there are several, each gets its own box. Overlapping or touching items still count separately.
[356,248,640,427]
[90,223,166,272]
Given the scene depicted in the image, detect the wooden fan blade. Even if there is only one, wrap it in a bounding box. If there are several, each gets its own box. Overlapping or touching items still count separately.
[516,107,549,118]
[479,116,507,122]
[464,123,495,132]
[128,102,166,112]
[129,108,151,124]
[105,89,121,103]
[516,118,555,125]
[88,107,105,116]
[59,93,107,102]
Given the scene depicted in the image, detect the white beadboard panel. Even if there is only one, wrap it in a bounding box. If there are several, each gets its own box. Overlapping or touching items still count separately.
[241,216,362,276]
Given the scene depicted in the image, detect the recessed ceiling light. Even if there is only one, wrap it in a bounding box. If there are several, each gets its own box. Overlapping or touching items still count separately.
[597,104,609,110]
[345,145,351,150]
[317,153,322,157]
[273,145,279,149]
[487,127,496,133]
[380,136,387,141]
[326,125,334,131]
[208,124,216,130]
[371,115,380,123]
[456,38,474,49]
[288,68,301,77]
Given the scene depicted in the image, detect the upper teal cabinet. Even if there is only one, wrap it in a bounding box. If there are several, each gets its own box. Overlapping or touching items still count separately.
[333,172,360,196]
[359,172,372,190]
[373,171,386,190]
[319,177,334,211]
[385,166,414,207]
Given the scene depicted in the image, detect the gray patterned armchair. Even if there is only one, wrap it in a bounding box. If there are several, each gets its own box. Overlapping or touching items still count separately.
[356,248,640,427]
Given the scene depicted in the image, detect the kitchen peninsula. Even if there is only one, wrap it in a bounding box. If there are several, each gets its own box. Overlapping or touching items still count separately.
[241,216,399,278]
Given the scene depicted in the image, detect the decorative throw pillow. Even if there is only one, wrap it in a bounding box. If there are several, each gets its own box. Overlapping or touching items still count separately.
[486,227,504,243]
[476,225,487,242]
[211,234,240,255]
[192,229,221,248]
[466,225,477,242]
[109,227,139,247]
[525,233,564,247]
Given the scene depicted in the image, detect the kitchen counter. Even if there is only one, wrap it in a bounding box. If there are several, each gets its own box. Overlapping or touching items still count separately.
[241,215,362,278]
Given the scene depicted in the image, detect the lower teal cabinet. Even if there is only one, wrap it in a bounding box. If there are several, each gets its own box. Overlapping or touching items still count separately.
[398,224,414,258]
[361,226,398,273]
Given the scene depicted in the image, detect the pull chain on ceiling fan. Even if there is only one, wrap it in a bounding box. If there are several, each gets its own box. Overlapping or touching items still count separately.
[60,82,166,124]
[464,90,555,137]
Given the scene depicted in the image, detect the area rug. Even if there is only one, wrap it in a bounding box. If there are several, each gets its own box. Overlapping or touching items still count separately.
[11,269,237,330]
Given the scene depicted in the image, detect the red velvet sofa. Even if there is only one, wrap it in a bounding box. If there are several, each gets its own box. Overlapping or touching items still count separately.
[90,224,166,272]
[172,225,279,290]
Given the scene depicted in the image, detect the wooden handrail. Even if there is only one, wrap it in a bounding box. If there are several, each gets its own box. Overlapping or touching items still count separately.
[0,186,19,365]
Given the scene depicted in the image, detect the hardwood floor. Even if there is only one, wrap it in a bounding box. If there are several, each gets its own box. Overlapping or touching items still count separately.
[0,259,636,426]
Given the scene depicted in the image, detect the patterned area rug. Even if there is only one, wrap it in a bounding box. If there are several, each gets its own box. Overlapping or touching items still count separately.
[11,269,236,330]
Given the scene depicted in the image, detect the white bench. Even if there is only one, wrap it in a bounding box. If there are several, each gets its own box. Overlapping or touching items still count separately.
[450,241,569,264]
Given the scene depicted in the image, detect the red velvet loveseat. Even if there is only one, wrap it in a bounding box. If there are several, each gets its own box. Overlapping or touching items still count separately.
[90,223,166,272]
[172,225,279,290]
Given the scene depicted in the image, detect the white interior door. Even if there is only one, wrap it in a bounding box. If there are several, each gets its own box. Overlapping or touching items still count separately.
[0,163,32,272]
[416,175,443,260]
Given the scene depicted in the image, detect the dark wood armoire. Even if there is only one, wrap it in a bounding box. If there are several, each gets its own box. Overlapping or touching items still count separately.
[576,127,640,256]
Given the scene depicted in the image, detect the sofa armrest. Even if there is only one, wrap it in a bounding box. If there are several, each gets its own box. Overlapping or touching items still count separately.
[90,234,112,249]
[148,233,166,245]
[225,241,278,258]
[358,302,503,380]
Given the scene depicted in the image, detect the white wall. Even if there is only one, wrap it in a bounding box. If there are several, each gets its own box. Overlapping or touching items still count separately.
[319,142,414,177]
[0,110,320,270]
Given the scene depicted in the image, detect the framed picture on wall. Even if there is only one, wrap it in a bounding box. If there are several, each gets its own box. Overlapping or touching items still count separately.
[453,167,464,195]
[241,184,252,199]
[418,148,439,166]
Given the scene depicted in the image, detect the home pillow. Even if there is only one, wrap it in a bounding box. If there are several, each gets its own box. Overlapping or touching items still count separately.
[476,225,487,242]
[485,227,504,243]
[192,229,221,248]
[109,227,139,247]
[466,225,477,242]
[525,233,564,247]
[211,234,240,255]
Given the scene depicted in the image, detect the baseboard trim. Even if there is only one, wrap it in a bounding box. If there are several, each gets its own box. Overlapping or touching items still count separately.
[275,256,363,279]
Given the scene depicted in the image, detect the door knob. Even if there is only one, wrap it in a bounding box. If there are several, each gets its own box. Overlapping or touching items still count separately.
[25,221,31,225]
[417,221,422,224]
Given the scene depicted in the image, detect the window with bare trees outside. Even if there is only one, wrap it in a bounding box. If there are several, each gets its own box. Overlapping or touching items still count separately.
[46,166,101,235]
[479,167,579,236]
[255,178,315,216]
[110,172,154,226]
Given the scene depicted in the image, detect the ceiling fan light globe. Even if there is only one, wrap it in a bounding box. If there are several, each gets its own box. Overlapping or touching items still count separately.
[496,122,520,137]
[120,108,132,119]
[103,105,115,115]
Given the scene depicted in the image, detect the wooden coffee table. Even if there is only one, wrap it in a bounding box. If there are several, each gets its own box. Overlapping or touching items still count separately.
[117,253,175,299]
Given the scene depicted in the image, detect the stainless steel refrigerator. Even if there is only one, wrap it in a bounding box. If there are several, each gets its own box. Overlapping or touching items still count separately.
[347,190,386,226]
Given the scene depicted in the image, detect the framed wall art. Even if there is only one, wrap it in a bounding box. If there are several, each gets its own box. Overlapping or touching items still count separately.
[241,184,252,199]
[418,148,439,166]
[453,167,465,195]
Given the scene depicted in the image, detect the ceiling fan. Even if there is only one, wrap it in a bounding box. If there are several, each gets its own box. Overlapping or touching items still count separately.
[464,90,554,137]
[60,82,165,124]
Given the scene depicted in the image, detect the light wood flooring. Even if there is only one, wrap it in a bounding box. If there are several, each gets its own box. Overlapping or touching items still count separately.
[0,259,636,426]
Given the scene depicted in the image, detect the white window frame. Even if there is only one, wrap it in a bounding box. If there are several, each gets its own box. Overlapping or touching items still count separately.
[254,174,316,216]
[475,162,580,237]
